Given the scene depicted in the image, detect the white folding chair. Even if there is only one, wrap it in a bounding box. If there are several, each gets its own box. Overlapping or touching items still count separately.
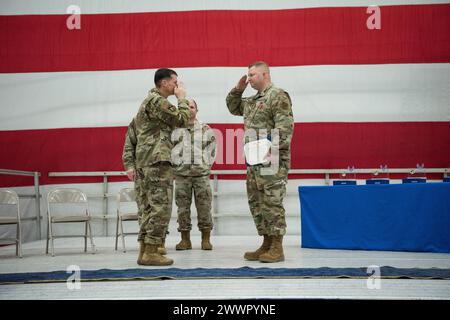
[46,188,96,257]
[0,189,22,258]
[115,188,138,252]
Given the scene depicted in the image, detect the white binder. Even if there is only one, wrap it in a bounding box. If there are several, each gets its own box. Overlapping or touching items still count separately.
[243,139,272,166]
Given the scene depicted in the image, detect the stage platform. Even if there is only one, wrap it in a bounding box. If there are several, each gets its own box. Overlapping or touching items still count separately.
[0,235,449,300]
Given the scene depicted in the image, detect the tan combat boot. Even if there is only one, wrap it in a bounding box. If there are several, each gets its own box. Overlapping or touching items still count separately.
[201,229,213,250]
[175,231,192,250]
[259,235,285,263]
[158,238,167,255]
[140,244,173,266]
[243,235,271,261]
[137,240,145,265]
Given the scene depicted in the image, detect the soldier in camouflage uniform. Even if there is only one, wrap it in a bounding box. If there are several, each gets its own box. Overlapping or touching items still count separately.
[171,99,216,251]
[124,68,192,266]
[226,61,294,263]
[122,118,168,257]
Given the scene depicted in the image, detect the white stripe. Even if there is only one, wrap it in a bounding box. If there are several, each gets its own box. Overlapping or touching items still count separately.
[0,0,448,15]
[0,64,449,130]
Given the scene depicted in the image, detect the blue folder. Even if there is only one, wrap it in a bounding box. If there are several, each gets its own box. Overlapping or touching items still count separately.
[402,178,426,183]
[332,180,356,185]
[366,179,389,185]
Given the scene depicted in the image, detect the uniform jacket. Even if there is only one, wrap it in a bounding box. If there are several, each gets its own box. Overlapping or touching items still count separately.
[226,84,294,170]
[123,88,191,169]
[172,120,216,176]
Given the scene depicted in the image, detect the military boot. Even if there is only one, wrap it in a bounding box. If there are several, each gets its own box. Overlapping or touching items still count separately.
[201,229,213,250]
[158,238,167,255]
[259,235,285,263]
[140,244,173,266]
[137,240,145,265]
[243,235,271,261]
[175,231,192,250]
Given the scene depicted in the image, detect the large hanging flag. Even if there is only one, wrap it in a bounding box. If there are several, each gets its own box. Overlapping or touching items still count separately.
[1,0,449,187]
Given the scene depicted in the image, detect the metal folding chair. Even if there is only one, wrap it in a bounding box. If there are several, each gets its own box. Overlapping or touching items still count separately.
[0,189,22,258]
[46,188,96,256]
[115,188,138,252]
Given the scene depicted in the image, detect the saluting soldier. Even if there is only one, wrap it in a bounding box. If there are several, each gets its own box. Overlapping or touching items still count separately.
[127,68,192,266]
[226,61,294,263]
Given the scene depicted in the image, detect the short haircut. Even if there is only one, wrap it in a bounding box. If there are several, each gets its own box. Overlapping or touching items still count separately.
[248,61,270,73]
[154,68,178,87]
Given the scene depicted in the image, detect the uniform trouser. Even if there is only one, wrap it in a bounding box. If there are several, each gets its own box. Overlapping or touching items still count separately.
[246,166,288,236]
[135,175,170,242]
[134,174,144,241]
[175,174,213,232]
[135,162,173,245]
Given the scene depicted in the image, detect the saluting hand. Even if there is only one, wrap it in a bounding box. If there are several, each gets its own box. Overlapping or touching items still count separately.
[175,81,187,100]
[235,75,248,91]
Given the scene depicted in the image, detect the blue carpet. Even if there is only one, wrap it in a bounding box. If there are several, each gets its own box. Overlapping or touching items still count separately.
[1,266,450,284]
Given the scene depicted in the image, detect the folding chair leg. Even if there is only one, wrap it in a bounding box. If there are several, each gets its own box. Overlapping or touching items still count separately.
[120,218,126,253]
[50,221,55,257]
[17,223,22,258]
[115,215,119,251]
[15,223,18,256]
[84,221,88,252]
[46,218,49,254]
[87,220,95,253]
[18,241,22,258]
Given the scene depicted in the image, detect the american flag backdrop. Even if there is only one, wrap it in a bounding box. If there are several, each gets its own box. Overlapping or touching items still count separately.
[1,0,449,187]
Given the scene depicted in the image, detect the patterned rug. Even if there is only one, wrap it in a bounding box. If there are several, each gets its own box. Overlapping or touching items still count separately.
[1,266,450,284]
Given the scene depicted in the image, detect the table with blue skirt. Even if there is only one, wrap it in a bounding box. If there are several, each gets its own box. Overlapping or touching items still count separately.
[298,183,450,253]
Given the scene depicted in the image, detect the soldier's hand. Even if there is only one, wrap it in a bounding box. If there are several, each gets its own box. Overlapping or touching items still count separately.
[175,81,187,100]
[235,75,248,91]
[126,169,135,181]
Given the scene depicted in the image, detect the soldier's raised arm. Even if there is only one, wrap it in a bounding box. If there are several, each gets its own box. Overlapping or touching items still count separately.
[146,95,191,129]
[226,75,248,116]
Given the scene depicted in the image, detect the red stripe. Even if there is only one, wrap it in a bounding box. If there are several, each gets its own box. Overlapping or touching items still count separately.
[1,122,449,187]
[1,4,449,73]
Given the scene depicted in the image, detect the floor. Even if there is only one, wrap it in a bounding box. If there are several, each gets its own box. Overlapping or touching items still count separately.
[0,235,449,300]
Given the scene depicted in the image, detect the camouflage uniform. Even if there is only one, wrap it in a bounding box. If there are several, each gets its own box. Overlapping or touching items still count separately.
[122,119,147,241]
[122,119,137,173]
[130,88,190,246]
[172,120,216,232]
[226,84,294,236]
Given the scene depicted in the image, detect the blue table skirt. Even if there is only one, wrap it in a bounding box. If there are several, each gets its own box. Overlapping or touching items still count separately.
[299,183,450,253]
